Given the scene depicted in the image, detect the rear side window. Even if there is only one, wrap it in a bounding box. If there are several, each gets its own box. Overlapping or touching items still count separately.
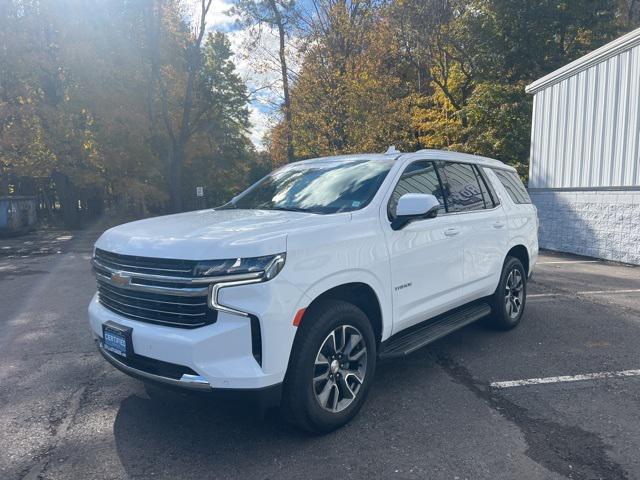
[473,166,497,208]
[436,162,485,212]
[388,161,446,218]
[478,167,500,207]
[492,169,531,204]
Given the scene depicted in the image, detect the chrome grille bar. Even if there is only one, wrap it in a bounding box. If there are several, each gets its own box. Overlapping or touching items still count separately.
[94,269,209,297]
[97,299,208,328]
[94,248,195,277]
[92,258,262,286]
[98,281,207,307]
[98,289,207,317]
[99,287,207,317]
[95,259,193,274]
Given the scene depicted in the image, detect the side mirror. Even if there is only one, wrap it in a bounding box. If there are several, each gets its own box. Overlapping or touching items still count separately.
[391,193,440,231]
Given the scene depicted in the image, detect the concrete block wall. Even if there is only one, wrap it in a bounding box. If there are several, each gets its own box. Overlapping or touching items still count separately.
[529,189,640,265]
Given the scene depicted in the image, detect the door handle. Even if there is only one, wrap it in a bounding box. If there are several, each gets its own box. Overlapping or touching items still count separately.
[444,227,460,237]
[493,221,506,229]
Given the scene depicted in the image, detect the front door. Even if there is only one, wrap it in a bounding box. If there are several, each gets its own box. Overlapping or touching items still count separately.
[382,160,465,333]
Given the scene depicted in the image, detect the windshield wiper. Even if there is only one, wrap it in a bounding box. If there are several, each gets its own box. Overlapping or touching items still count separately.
[217,202,237,210]
[266,206,318,214]
[268,206,310,213]
[220,204,320,214]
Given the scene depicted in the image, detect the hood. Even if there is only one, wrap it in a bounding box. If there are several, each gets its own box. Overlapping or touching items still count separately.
[95,209,350,260]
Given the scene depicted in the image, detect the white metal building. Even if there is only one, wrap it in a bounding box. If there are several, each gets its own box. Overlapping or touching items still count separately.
[526,27,640,265]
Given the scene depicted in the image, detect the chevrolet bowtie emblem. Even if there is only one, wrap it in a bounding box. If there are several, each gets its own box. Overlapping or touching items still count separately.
[110,272,131,286]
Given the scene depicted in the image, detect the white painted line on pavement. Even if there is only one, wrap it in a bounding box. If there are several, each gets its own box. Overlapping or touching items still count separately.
[575,288,640,295]
[537,260,600,265]
[490,369,640,388]
[528,289,640,299]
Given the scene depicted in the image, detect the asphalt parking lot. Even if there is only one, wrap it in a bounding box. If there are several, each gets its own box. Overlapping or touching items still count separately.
[1,225,639,480]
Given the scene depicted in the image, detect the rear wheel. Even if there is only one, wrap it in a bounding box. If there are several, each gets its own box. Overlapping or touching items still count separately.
[487,256,527,330]
[281,300,376,433]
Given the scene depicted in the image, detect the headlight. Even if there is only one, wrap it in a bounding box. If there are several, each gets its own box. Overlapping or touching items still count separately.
[193,253,286,280]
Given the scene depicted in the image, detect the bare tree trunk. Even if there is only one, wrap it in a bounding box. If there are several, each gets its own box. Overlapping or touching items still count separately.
[145,0,212,213]
[0,167,8,197]
[268,0,294,163]
[169,145,183,212]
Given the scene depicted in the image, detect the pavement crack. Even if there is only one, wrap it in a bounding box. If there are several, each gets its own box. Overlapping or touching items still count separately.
[20,383,89,480]
[433,351,629,480]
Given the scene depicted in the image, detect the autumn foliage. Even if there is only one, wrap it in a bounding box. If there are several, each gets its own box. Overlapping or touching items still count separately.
[1,0,638,222]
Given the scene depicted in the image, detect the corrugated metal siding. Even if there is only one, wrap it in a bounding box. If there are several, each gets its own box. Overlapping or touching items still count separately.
[529,42,640,188]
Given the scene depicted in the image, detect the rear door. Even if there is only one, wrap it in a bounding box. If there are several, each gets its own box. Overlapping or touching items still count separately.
[436,161,508,298]
[382,160,465,333]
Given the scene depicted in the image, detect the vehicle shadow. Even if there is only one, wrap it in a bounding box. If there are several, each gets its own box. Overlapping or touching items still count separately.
[110,348,454,479]
[114,380,386,479]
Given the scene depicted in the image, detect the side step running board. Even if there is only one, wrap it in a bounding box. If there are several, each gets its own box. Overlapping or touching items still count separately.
[379,302,492,359]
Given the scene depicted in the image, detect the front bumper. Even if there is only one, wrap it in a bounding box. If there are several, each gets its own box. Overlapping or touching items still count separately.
[97,340,213,391]
[89,272,310,390]
[96,341,283,410]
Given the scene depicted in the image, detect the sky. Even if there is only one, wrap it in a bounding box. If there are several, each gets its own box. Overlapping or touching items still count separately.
[201,0,300,150]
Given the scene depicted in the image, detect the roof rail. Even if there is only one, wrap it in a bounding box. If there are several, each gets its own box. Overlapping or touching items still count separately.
[385,146,401,155]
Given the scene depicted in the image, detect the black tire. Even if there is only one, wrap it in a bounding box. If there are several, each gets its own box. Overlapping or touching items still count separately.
[487,256,527,330]
[281,299,377,433]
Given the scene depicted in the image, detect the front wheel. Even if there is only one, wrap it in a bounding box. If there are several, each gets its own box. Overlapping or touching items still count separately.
[487,256,527,330]
[281,300,376,433]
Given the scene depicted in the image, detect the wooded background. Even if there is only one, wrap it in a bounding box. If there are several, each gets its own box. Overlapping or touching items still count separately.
[1,0,639,226]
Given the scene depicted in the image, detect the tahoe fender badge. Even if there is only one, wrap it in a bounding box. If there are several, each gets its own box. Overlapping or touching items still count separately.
[394,282,412,292]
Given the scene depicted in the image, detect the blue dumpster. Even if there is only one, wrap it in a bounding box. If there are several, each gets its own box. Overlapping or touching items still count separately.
[0,196,37,235]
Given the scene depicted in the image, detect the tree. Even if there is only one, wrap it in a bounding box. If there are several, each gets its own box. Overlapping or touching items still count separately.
[395,0,625,166]
[618,0,640,27]
[1,0,260,220]
[145,0,214,212]
[199,32,251,146]
[275,0,416,159]
[233,0,297,163]
[0,0,163,218]
[182,32,258,207]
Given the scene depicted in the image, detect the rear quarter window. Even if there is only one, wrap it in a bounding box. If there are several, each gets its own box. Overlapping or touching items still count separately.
[491,169,531,204]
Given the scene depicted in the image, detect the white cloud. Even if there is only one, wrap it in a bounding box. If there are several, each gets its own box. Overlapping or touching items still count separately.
[227,27,280,150]
[183,0,236,29]
[248,105,273,147]
[205,0,237,28]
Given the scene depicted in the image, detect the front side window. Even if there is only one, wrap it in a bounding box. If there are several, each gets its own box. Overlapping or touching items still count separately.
[436,162,486,212]
[492,169,531,204]
[227,159,393,214]
[388,161,446,218]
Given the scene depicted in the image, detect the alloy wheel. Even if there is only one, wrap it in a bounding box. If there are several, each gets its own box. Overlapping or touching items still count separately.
[313,325,368,413]
[504,268,524,319]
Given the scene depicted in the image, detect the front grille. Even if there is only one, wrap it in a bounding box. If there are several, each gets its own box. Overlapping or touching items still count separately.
[94,248,197,278]
[97,281,215,328]
[93,249,216,329]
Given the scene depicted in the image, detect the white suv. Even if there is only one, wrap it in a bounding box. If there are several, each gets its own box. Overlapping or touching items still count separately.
[89,149,538,432]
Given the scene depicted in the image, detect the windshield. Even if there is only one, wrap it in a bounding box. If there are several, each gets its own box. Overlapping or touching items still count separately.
[226,159,393,214]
